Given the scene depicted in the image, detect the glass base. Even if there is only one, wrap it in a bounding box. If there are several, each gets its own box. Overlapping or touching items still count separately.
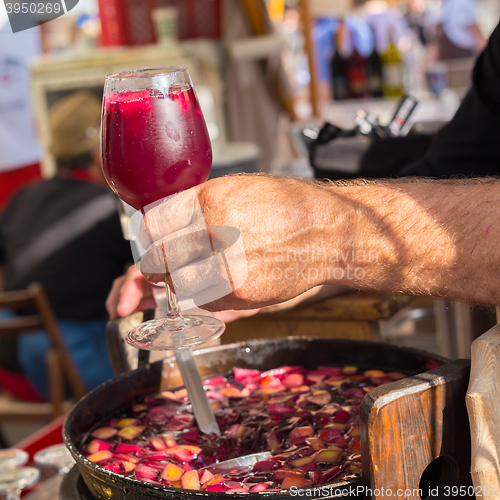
[0,450,28,471]
[34,444,75,474]
[126,315,225,350]
[0,467,40,496]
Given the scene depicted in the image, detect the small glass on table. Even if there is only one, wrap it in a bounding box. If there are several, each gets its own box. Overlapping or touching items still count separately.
[0,449,28,471]
[34,443,75,475]
[0,450,39,500]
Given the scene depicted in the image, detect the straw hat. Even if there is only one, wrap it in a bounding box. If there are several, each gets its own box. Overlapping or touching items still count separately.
[49,90,101,159]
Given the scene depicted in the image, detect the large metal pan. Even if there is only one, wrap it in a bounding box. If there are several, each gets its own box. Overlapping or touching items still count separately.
[63,337,447,499]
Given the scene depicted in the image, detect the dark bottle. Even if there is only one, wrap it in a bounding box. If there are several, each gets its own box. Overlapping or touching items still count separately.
[346,31,367,99]
[330,20,348,101]
[366,48,383,98]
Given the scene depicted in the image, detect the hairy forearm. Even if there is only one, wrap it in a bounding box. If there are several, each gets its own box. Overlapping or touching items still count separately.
[312,178,500,305]
[140,174,500,312]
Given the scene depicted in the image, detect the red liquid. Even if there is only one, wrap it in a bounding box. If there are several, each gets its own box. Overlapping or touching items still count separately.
[102,86,212,210]
[80,365,408,491]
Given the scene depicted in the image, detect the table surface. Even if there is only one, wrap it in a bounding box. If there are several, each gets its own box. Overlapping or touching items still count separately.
[321,90,461,131]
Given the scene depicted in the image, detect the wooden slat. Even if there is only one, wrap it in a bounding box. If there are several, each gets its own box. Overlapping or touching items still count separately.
[272,293,411,321]
[0,315,44,336]
[32,284,87,400]
[46,348,64,419]
[0,289,36,311]
[106,311,147,376]
[0,391,74,421]
[230,293,410,322]
[223,319,375,344]
[239,0,267,35]
[221,293,409,344]
[361,359,473,499]
[298,0,320,118]
[466,324,500,496]
[0,393,54,419]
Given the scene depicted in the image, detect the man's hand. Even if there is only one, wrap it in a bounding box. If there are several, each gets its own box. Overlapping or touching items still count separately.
[138,174,500,308]
[106,263,346,322]
[106,264,262,322]
[140,175,326,311]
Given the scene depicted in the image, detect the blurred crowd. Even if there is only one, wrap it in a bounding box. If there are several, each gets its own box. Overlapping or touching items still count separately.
[273,0,494,100]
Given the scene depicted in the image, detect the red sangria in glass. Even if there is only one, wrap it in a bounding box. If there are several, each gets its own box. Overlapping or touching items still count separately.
[101,67,225,350]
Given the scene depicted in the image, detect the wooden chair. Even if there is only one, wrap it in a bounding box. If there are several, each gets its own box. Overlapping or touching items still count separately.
[0,283,87,429]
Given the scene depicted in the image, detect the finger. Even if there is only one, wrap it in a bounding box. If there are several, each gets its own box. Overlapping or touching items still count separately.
[138,188,203,249]
[171,253,230,300]
[192,281,235,309]
[133,294,157,314]
[139,223,212,276]
[113,267,153,318]
[116,282,151,318]
[210,226,248,291]
[106,275,127,319]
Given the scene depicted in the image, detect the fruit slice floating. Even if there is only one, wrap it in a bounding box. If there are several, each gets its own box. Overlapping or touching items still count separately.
[80,364,407,492]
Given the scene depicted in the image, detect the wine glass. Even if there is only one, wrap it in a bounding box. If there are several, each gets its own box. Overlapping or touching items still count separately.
[101,67,225,351]
[0,467,39,500]
[33,443,75,475]
[0,449,28,471]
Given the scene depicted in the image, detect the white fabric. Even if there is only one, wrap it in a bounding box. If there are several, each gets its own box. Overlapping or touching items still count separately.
[0,20,41,172]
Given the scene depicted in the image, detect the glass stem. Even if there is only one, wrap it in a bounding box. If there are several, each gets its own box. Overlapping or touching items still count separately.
[142,208,184,324]
[165,284,181,319]
[152,286,185,327]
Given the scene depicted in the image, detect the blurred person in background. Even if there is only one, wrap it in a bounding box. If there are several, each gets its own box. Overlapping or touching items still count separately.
[403,0,428,45]
[314,15,374,86]
[425,0,486,60]
[355,0,409,53]
[0,91,132,402]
